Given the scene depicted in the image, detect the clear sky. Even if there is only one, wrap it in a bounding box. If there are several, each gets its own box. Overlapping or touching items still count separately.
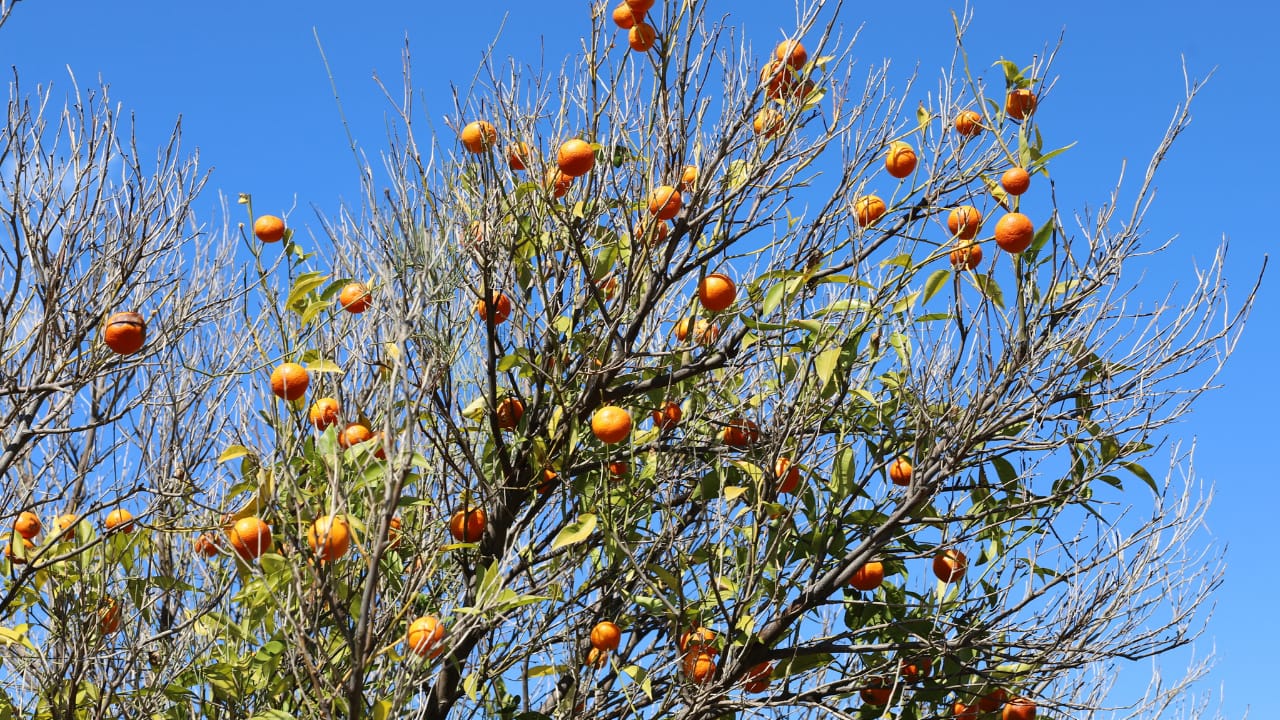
[4,1,1274,717]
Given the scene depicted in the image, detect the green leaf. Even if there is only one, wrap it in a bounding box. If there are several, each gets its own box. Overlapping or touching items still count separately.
[305,359,343,374]
[217,446,252,464]
[922,269,951,304]
[372,700,392,720]
[552,513,597,549]
[916,103,933,133]
[283,271,330,312]
[814,348,840,391]
[993,59,1022,87]
[621,665,654,699]
[970,273,1005,309]
[1120,461,1158,493]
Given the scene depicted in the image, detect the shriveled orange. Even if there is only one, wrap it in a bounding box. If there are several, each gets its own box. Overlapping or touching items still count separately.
[950,242,983,270]
[849,560,884,591]
[253,215,286,243]
[979,688,1009,713]
[98,599,122,635]
[270,362,310,401]
[507,142,532,171]
[854,195,887,227]
[105,508,135,533]
[900,656,932,682]
[774,456,801,494]
[884,141,918,179]
[634,218,669,246]
[698,272,736,312]
[611,2,644,28]
[193,533,221,557]
[308,514,352,562]
[744,661,773,692]
[1001,167,1031,196]
[592,406,633,444]
[1005,89,1037,120]
[557,139,596,177]
[15,511,40,540]
[449,508,486,543]
[933,548,967,583]
[338,422,373,449]
[947,205,983,240]
[590,621,622,652]
[586,647,608,668]
[759,60,794,99]
[651,401,682,432]
[679,625,718,654]
[387,516,403,549]
[496,397,525,430]
[476,292,512,325]
[227,516,272,560]
[1003,697,1036,720]
[674,317,719,345]
[628,22,657,52]
[103,312,146,355]
[954,109,983,137]
[608,460,629,477]
[648,186,682,221]
[683,651,716,684]
[721,417,759,448]
[753,108,784,137]
[309,397,341,430]
[406,615,445,656]
[994,212,1035,254]
[889,457,913,486]
[861,678,892,705]
[460,120,498,153]
[338,282,372,313]
[774,39,808,69]
[544,168,572,198]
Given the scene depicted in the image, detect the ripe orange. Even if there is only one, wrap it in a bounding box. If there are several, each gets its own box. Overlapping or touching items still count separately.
[557,139,596,177]
[1005,89,1037,120]
[759,60,794,99]
[884,141,918,179]
[651,401,682,432]
[900,656,932,682]
[611,2,644,28]
[193,533,221,557]
[270,362,310,401]
[889,457,913,486]
[388,516,403,549]
[227,516,272,560]
[950,242,983,271]
[634,218,669,246]
[853,195,887,227]
[648,186,682,221]
[774,39,808,69]
[994,212,1035,254]
[5,535,32,564]
[309,397,341,430]
[1000,167,1031,196]
[496,397,525,430]
[103,312,146,355]
[849,561,884,591]
[679,625,718,654]
[407,615,445,656]
[774,456,801,494]
[698,273,736,312]
[253,215,286,243]
[592,406,633,444]
[544,168,573,198]
[607,460,630,478]
[624,0,654,12]
[674,317,719,345]
[476,292,512,325]
[105,509,135,533]
[953,702,979,720]
[15,511,40,540]
[753,108,784,137]
[744,661,773,692]
[684,650,716,684]
[308,515,352,562]
[628,22,657,52]
[1003,698,1036,720]
[590,621,622,652]
[861,678,891,705]
[720,417,759,448]
[338,422,373,449]
[338,282,372,313]
[947,205,983,240]
[449,508,486,543]
[98,600,122,635]
[460,121,498,153]
[954,109,983,137]
[979,688,1009,713]
[507,142,532,171]
[54,513,79,535]
[933,548,967,583]
[678,165,698,192]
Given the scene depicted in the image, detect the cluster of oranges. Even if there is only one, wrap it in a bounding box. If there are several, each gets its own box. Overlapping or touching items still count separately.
[609,0,657,52]
[752,39,814,138]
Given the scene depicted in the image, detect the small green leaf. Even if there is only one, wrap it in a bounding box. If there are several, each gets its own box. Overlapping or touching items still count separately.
[552,514,597,549]
[814,348,840,390]
[922,269,951,304]
[970,273,1005,309]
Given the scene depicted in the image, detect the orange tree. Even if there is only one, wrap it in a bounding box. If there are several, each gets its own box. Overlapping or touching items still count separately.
[0,3,1256,720]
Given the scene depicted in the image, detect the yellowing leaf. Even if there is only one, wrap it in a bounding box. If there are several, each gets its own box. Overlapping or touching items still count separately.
[552,513,596,549]
[217,445,252,464]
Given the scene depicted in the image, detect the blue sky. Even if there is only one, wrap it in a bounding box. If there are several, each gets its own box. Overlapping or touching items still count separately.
[4,1,1275,716]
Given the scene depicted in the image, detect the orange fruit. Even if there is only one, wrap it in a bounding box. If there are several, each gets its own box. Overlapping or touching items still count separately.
[590,621,622,652]
[683,651,716,684]
[949,242,983,271]
[1000,167,1031,196]
[611,2,644,28]
[592,406,632,444]
[507,142,532,171]
[947,205,983,240]
[720,417,759,448]
[5,535,32,564]
[651,401,682,432]
[1003,698,1036,720]
[338,282,372,313]
[759,60,794,100]
[678,165,698,192]
[557,139,595,177]
[227,516,272,560]
[309,397,341,430]
[674,317,719,345]
[586,647,608,668]
[270,362,310,401]
[648,186,682,221]
[744,661,773,692]
[1005,89,1037,120]
[54,513,79,535]
[884,141,918,179]
[105,508,135,533]
[628,22,657,52]
[406,615,445,656]
[753,108,784,137]
[634,218,669,246]
[861,678,892,705]
[496,397,524,430]
[449,508,486,543]
[954,109,983,137]
[103,312,146,355]
[460,120,498,153]
[853,195,886,227]
[697,273,736,312]
[625,0,654,12]
[774,39,808,69]
[979,688,1009,713]
[889,457,912,487]
[476,292,512,325]
[15,511,40,540]
[98,600,122,635]
[308,514,352,562]
[338,422,373,449]
[900,656,932,683]
[544,168,572,198]
[953,703,979,720]
[388,516,403,550]
[679,625,718,653]
[774,456,800,494]
[933,548,967,583]
[849,561,884,591]
[994,212,1035,254]
[193,533,221,557]
[253,215,286,243]
[608,460,629,477]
